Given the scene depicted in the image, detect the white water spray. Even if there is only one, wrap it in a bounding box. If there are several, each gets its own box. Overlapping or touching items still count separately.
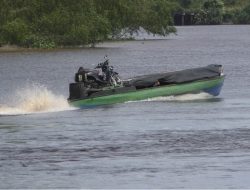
[0,83,74,116]
[127,92,214,103]
[145,92,214,102]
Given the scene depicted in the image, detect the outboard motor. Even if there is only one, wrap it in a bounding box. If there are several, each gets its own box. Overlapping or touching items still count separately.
[69,83,88,100]
[69,67,89,100]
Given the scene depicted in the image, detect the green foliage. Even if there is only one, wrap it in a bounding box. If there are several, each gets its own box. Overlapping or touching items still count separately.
[94,0,176,38]
[88,15,111,46]
[205,0,224,24]
[140,0,177,36]
[193,0,224,24]
[176,0,250,25]
[223,9,237,23]
[234,4,250,24]
[0,0,176,48]
[22,35,56,48]
[223,0,236,6]
[2,0,250,49]
[2,18,29,44]
[177,0,194,8]
[66,25,89,45]
[193,9,208,24]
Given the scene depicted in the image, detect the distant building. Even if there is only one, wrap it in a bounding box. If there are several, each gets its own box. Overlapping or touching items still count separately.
[174,12,195,26]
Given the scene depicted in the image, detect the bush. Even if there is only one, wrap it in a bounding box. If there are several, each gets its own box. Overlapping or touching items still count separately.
[2,19,29,45]
[0,0,176,48]
[22,35,56,48]
[88,16,111,46]
[0,31,4,46]
[224,0,236,6]
[203,0,224,24]
[234,4,250,24]
[193,9,208,25]
[56,25,89,46]
[193,0,224,25]
[223,10,235,23]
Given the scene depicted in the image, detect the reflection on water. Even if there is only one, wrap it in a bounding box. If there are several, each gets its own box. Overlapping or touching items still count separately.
[1,25,250,188]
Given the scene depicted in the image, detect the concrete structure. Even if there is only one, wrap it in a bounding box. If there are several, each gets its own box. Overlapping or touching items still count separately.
[174,12,195,25]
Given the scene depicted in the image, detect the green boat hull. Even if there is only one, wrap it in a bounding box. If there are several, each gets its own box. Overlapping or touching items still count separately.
[68,76,225,108]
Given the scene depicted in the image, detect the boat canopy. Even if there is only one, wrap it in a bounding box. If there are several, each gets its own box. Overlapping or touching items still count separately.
[128,64,222,89]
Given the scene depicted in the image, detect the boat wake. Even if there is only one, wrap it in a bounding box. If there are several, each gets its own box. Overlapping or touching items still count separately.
[0,83,75,116]
[127,92,214,103]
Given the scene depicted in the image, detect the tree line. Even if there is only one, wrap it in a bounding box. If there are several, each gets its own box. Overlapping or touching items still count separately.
[0,0,176,48]
[177,0,250,25]
[0,0,250,48]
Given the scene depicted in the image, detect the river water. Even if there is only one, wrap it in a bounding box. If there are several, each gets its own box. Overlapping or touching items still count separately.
[1,25,250,188]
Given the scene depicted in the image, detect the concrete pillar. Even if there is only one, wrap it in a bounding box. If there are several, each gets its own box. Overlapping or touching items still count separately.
[181,13,186,26]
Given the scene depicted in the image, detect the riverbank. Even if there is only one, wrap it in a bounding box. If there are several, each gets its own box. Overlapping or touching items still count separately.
[0,38,137,52]
[0,44,98,53]
[0,45,28,52]
[0,24,248,52]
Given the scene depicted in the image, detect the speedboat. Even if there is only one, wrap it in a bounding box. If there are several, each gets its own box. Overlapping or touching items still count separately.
[68,59,225,108]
